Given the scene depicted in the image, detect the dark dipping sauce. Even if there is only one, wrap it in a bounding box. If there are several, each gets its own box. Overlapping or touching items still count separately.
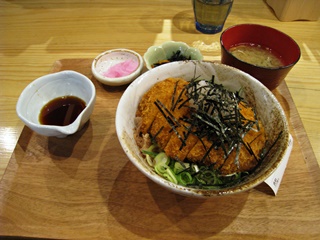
[39,96,86,126]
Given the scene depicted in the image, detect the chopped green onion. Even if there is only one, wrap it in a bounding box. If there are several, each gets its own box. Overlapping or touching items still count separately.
[154,162,168,175]
[142,150,158,158]
[177,172,194,186]
[142,144,158,158]
[192,164,200,173]
[146,154,154,167]
[163,168,178,184]
[146,150,249,189]
[154,152,170,165]
[173,161,189,174]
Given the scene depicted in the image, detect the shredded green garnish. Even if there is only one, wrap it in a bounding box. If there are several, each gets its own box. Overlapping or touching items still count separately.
[144,144,248,188]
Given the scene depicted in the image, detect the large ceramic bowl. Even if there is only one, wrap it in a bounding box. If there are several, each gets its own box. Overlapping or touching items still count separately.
[115,61,290,198]
[16,70,96,138]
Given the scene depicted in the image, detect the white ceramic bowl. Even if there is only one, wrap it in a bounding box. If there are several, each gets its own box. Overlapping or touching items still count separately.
[92,49,144,86]
[144,41,203,70]
[115,60,291,198]
[16,70,96,138]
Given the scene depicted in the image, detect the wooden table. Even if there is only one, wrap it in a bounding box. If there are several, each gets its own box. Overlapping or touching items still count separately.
[1,0,319,239]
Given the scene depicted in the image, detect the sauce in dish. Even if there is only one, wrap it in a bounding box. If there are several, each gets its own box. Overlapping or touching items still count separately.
[229,43,284,68]
[39,96,86,126]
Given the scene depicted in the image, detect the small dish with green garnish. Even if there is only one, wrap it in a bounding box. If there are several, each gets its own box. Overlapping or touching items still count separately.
[143,41,203,70]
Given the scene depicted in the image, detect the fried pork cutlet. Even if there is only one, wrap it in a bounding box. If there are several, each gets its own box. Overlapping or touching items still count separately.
[136,78,187,135]
[186,105,266,175]
[135,77,266,175]
[149,79,189,150]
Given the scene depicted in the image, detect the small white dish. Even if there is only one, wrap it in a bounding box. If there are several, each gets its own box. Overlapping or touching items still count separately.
[92,49,144,86]
[16,70,96,138]
[143,41,203,70]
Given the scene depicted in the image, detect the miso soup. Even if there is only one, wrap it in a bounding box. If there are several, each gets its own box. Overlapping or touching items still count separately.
[229,43,284,68]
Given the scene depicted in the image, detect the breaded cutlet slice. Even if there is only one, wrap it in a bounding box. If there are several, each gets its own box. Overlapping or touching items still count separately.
[136,78,187,135]
[186,137,225,166]
[218,122,265,175]
[149,112,172,149]
[163,123,199,161]
[186,103,266,175]
[216,103,266,174]
[148,78,189,149]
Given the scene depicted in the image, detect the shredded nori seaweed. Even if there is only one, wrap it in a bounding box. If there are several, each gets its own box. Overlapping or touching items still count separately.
[152,76,281,177]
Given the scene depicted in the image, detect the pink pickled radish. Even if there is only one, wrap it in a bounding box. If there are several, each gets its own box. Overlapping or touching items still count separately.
[103,60,139,78]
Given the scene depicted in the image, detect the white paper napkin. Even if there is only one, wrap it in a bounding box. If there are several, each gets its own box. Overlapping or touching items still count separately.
[264,134,293,195]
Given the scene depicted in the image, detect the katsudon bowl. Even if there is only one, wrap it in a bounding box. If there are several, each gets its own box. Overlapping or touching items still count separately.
[115,60,290,198]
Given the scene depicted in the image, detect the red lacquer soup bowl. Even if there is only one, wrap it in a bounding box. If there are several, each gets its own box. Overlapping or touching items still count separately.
[220,24,300,90]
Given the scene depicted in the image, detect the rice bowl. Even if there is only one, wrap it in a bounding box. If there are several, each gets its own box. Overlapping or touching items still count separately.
[115,60,290,198]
